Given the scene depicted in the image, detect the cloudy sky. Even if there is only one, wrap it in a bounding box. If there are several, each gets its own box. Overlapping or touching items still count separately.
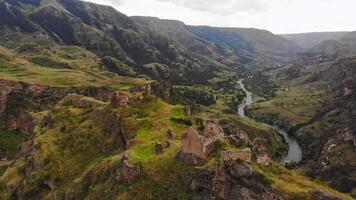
[85,0,355,34]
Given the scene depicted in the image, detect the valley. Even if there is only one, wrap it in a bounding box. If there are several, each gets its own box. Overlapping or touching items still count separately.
[238,79,302,164]
[0,0,354,199]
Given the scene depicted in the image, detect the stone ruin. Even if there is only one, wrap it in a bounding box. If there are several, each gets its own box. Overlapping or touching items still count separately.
[118,152,141,184]
[252,138,270,165]
[218,119,250,147]
[203,119,224,138]
[220,148,252,163]
[184,105,191,116]
[110,92,129,108]
[180,120,224,159]
[181,127,216,159]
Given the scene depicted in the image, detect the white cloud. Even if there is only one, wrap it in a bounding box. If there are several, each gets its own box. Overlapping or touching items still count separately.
[155,0,272,15]
[84,0,356,34]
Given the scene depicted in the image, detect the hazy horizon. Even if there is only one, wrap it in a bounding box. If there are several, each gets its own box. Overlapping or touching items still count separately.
[84,0,356,34]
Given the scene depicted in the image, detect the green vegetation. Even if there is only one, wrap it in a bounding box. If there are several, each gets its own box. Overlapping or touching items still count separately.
[0,46,149,90]
[172,85,216,106]
[102,56,136,77]
[0,129,21,159]
[28,56,71,69]
[254,162,353,200]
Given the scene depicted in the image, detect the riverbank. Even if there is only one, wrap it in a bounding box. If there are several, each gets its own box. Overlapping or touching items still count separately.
[237,79,302,164]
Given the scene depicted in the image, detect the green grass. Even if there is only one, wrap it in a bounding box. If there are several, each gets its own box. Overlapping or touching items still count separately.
[170,107,185,118]
[253,162,353,200]
[135,121,154,142]
[0,129,21,159]
[28,56,71,69]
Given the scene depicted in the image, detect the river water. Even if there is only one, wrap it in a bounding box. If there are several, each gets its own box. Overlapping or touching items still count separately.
[237,79,302,164]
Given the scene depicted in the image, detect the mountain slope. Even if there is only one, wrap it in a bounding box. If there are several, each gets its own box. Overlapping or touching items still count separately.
[281,32,348,49]
[189,26,301,59]
[0,0,302,84]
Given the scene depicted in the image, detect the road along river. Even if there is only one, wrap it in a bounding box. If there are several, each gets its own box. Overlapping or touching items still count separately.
[237,79,302,164]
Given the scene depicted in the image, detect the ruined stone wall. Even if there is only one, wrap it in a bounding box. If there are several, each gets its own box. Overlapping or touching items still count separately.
[221,148,252,163]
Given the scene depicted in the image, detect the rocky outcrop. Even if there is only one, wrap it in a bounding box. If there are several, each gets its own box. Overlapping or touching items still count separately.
[149,81,173,103]
[0,80,130,137]
[118,153,141,184]
[15,112,36,138]
[190,150,284,200]
[311,189,343,200]
[252,138,271,165]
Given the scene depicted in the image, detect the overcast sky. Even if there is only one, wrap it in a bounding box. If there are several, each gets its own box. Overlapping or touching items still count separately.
[85,0,355,34]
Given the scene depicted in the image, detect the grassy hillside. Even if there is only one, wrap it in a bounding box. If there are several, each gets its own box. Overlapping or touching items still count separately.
[0,45,148,90]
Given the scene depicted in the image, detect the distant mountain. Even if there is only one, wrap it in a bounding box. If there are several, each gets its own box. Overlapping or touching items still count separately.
[0,0,301,84]
[189,26,301,60]
[281,32,348,49]
[307,31,356,56]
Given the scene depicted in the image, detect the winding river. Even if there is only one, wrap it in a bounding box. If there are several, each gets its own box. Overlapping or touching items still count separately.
[237,79,302,164]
